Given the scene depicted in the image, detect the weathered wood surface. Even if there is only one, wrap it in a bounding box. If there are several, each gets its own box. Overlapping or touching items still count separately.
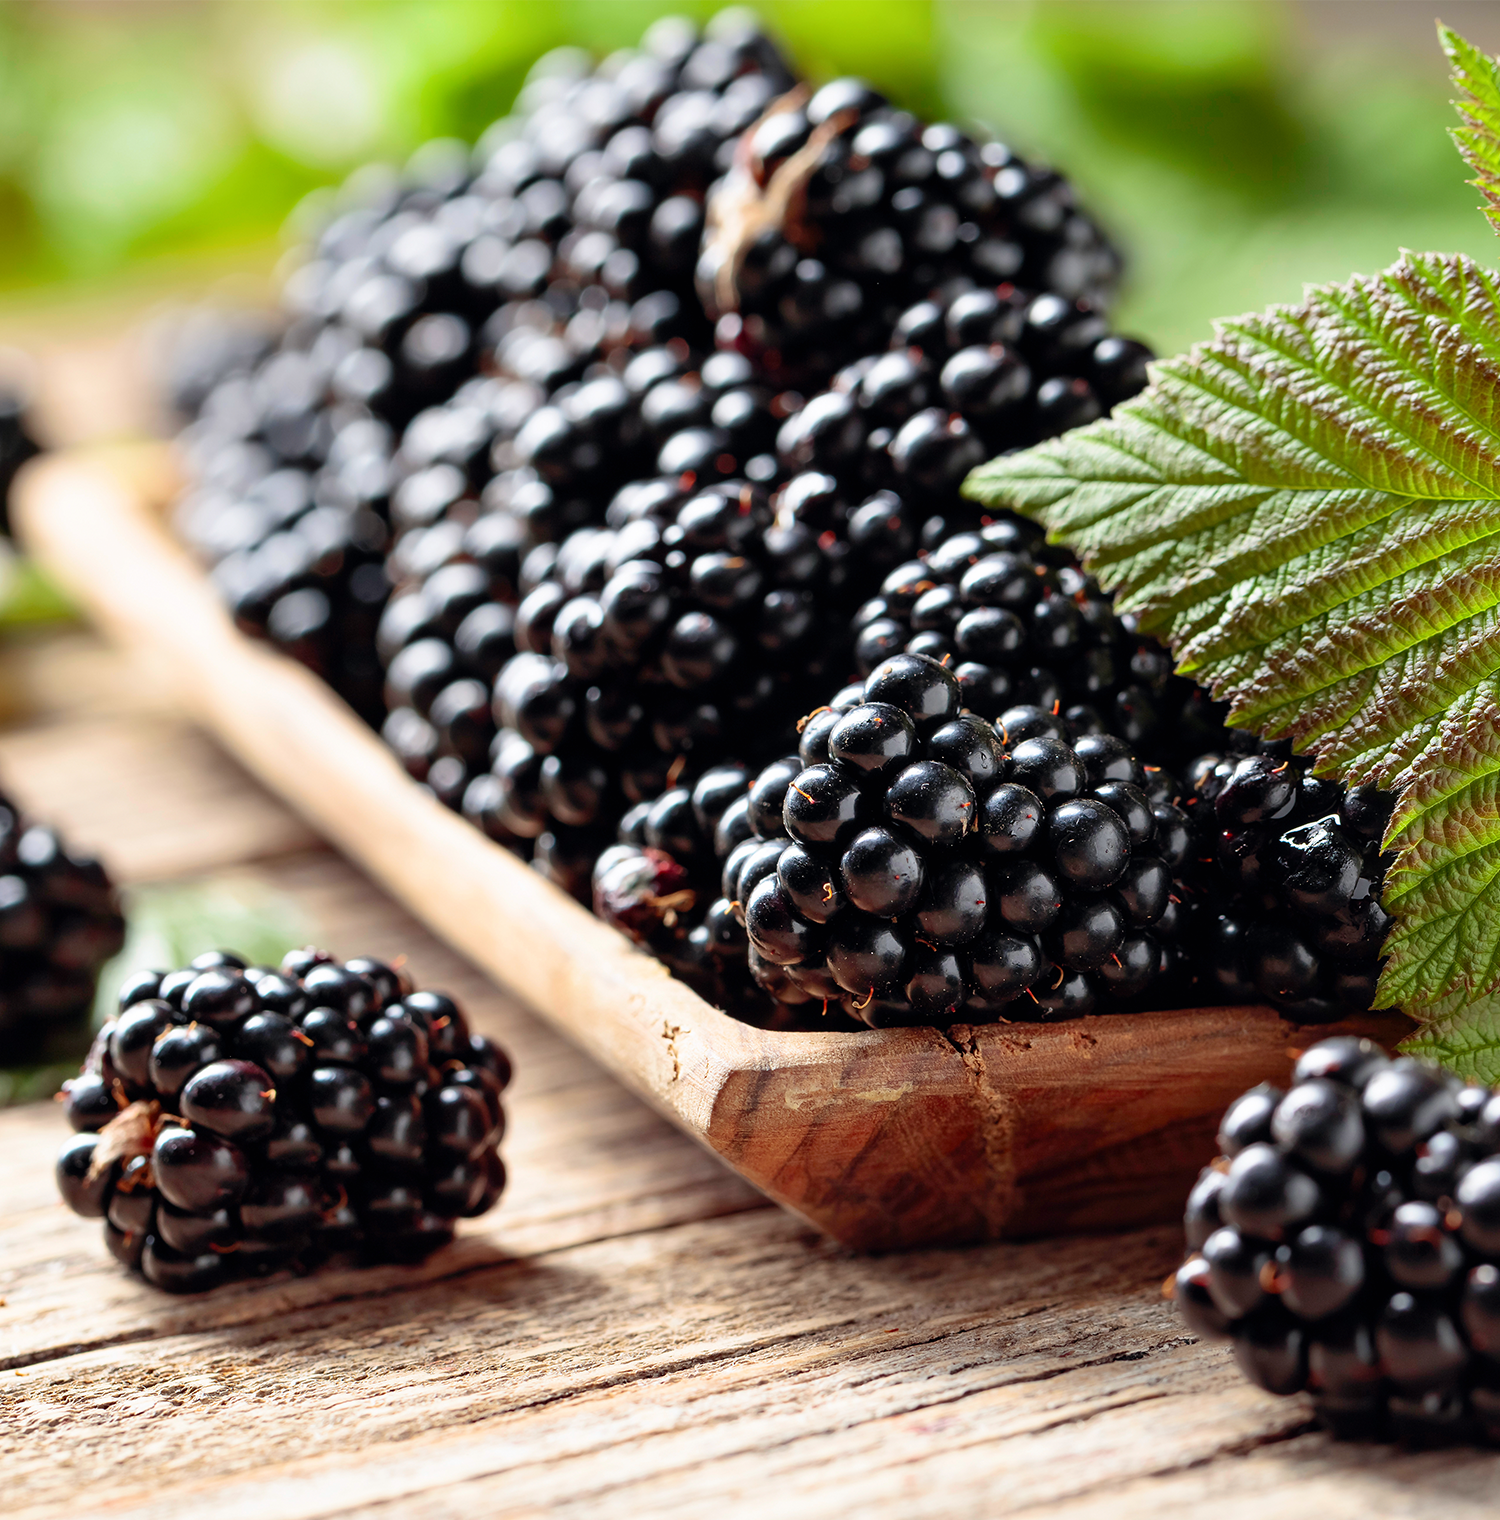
[12,447,1410,1250]
[0,633,1494,1518]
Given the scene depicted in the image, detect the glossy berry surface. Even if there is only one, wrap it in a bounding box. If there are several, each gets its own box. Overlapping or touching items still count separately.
[1178,743,1395,1020]
[56,947,511,1293]
[1174,1038,1500,1447]
[633,651,1190,1028]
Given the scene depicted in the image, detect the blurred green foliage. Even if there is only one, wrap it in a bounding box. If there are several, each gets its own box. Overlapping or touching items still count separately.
[91,876,313,1028]
[0,0,1492,355]
[939,2,1500,349]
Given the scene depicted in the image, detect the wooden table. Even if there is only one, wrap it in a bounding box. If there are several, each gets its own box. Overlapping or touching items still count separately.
[0,637,1495,1519]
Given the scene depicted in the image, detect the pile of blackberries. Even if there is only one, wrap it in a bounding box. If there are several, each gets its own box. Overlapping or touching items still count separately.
[1175,1036,1500,1446]
[171,10,1152,787]
[175,14,800,726]
[1180,742,1395,1022]
[0,792,124,1067]
[55,948,509,1293]
[179,15,1367,1032]
[378,287,1168,874]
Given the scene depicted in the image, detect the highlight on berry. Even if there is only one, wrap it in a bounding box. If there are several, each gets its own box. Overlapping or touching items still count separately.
[1171,1036,1500,1446]
[56,947,510,1293]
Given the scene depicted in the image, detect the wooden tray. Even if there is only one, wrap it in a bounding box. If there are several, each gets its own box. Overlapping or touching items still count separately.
[12,444,1412,1251]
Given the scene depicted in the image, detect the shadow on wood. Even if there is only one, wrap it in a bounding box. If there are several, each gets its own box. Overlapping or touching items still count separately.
[13,445,1413,1251]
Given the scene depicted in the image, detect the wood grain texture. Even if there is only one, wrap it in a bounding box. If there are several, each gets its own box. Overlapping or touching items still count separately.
[12,444,1414,1250]
[0,712,318,880]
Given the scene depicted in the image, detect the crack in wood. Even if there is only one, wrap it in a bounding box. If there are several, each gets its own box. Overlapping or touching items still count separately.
[0,1328,159,1374]
[937,1025,1020,1235]
[999,1412,1326,1517]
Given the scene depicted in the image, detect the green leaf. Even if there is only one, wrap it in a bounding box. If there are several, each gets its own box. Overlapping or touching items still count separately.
[1442,22,1500,236]
[1399,984,1500,1084]
[964,248,1500,1025]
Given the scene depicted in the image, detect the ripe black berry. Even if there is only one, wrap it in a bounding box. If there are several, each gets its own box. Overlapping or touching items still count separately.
[56,947,510,1292]
[664,652,1189,1026]
[700,84,1122,382]
[0,792,124,1067]
[1173,1038,1500,1445]
[1178,744,1396,1021]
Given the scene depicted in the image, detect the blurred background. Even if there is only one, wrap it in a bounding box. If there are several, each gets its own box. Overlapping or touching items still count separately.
[0,0,1497,434]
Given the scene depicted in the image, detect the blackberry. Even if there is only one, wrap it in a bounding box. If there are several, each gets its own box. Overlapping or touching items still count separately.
[746,292,1205,762]
[591,836,750,1014]
[843,518,1225,765]
[699,80,1121,382]
[682,651,1191,1027]
[56,947,510,1292]
[0,791,125,1067]
[1172,1036,1500,1447]
[1179,741,1396,1021]
[181,458,394,725]
[468,475,851,896]
[744,276,1160,586]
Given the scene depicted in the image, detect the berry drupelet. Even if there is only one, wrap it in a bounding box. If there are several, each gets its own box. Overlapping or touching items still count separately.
[1179,739,1396,1022]
[693,651,1193,1027]
[56,947,510,1292]
[699,77,1122,383]
[0,791,124,1067]
[1173,1036,1500,1447]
